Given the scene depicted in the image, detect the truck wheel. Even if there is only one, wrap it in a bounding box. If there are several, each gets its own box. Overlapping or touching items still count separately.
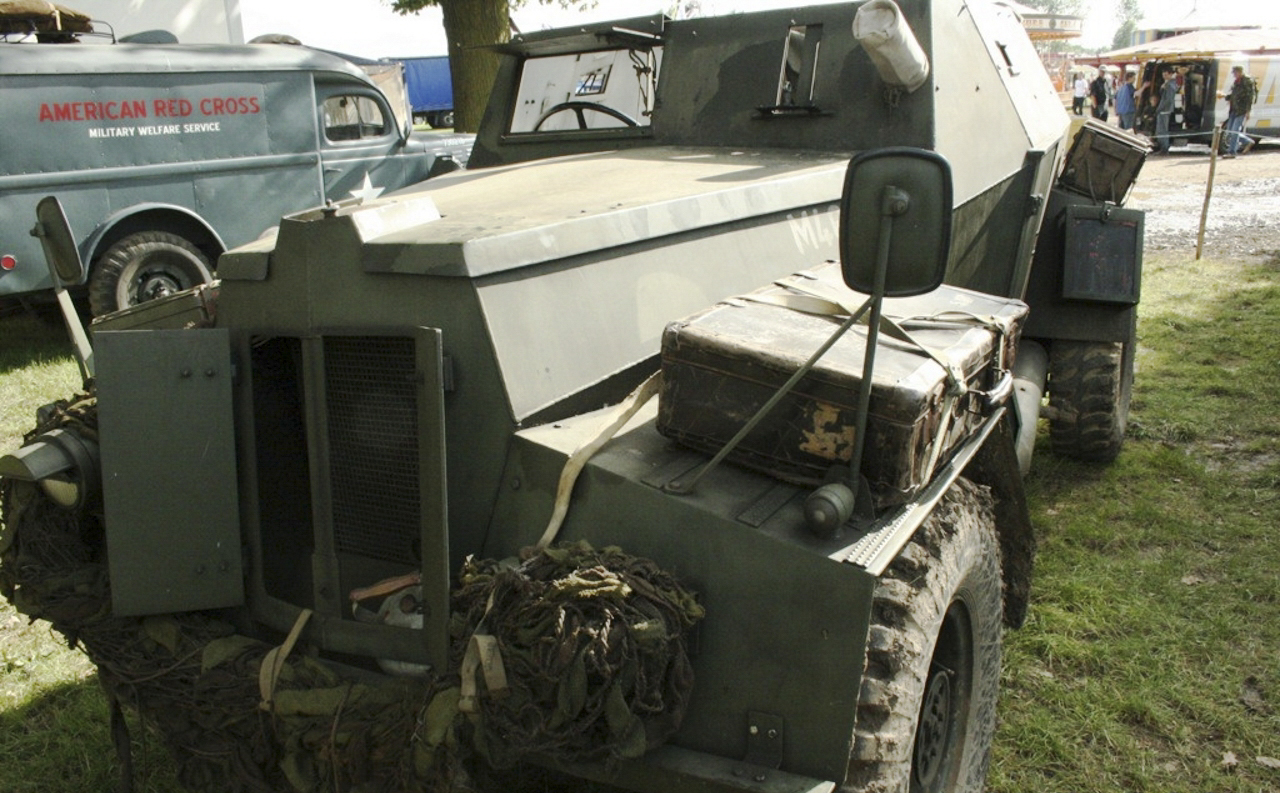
[847,478,1002,793]
[89,231,213,316]
[1047,340,1132,462]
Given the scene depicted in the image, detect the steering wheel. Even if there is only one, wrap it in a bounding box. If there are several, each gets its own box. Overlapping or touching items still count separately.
[533,101,640,131]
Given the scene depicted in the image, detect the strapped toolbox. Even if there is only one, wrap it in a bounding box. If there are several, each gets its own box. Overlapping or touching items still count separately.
[1058,119,1148,205]
[90,282,220,332]
[656,263,1028,508]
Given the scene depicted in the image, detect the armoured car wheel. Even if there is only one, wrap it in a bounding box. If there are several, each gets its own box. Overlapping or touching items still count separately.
[846,478,1002,793]
[533,101,640,131]
[1047,339,1133,463]
[89,231,213,316]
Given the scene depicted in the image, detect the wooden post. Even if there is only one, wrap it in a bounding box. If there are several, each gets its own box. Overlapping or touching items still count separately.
[1196,126,1222,260]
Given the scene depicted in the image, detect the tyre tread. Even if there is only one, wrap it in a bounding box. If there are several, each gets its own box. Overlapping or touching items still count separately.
[1048,340,1130,462]
[88,231,211,316]
[843,478,1003,793]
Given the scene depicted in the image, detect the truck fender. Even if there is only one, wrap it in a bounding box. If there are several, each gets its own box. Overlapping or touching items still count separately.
[962,411,1035,629]
[85,203,227,275]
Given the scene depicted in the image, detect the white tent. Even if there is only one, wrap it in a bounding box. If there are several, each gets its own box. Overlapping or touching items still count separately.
[1103,28,1280,59]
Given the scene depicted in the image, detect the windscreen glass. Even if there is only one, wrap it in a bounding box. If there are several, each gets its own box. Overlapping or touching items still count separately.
[509,47,662,133]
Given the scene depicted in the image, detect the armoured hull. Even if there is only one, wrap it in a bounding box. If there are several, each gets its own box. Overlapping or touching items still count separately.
[0,1,1109,792]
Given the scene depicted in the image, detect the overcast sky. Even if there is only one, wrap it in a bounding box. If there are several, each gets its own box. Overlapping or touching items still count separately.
[238,0,1280,60]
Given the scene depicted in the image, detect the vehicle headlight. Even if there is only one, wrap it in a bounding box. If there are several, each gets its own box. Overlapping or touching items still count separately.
[0,428,100,511]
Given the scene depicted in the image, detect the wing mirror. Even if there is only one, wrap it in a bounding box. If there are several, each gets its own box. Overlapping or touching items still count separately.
[804,148,954,536]
[31,196,93,380]
[34,195,86,287]
[839,147,952,297]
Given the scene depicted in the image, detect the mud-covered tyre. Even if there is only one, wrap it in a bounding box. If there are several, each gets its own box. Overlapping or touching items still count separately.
[88,231,213,316]
[846,478,1002,793]
[1047,339,1133,462]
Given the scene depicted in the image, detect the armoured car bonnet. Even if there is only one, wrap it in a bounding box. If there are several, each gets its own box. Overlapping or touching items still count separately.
[343,147,849,278]
[217,145,850,421]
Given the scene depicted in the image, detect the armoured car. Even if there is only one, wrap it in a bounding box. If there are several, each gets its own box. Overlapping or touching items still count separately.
[0,1,1146,792]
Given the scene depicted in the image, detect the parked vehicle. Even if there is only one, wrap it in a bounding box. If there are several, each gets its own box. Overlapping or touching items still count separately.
[0,37,470,315]
[1136,54,1280,149]
[0,2,1146,792]
[394,54,455,128]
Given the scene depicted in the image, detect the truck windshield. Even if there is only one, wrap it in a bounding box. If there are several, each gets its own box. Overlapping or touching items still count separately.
[509,47,662,133]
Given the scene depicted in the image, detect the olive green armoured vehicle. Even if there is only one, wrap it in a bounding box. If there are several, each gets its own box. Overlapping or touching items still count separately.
[1,1,1146,792]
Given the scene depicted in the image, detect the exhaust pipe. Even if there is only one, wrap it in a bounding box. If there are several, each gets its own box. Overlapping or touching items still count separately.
[1011,339,1047,476]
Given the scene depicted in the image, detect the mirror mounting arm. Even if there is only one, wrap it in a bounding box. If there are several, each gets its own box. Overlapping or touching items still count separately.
[806,186,901,537]
[845,188,901,506]
[882,186,910,217]
[805,150,953,538]
[31,198,94,382]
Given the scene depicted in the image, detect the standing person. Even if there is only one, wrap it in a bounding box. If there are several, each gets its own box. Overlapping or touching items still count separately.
[1073,73,1088,115]
[1116,72,1137,131]
[1090,72,1109,120]
[1155,68,1178,153]
[1220,65,1257,157]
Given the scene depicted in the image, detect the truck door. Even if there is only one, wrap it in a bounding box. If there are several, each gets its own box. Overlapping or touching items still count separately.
[317,88,423,203]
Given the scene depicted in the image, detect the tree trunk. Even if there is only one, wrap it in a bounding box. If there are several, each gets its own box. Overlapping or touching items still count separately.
[439,0,508,132]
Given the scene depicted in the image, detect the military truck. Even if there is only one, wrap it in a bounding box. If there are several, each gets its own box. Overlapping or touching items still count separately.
[0,1,1146,792]
[0,12,470,316]
[395,54,456,128]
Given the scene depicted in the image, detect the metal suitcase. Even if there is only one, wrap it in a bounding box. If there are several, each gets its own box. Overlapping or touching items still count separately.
[657,263,1028,507]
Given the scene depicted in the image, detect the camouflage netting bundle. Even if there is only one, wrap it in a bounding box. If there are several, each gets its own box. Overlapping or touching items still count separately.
[453,544,705,768]
[0,389,705,793]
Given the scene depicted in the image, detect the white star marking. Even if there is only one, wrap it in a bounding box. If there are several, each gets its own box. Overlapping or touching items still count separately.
[349,173,385,204]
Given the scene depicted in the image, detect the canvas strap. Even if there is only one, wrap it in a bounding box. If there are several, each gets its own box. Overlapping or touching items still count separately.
[740,276,1013,486]
[459,592,510,714]
[259,608,313,713]
[536,370,662,551]
[748,274,1013,395]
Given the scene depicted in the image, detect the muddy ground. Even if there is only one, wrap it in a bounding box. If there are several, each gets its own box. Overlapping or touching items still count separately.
[1125,139,1280,260]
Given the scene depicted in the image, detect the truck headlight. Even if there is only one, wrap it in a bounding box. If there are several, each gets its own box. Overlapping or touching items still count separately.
[0,428,100,511]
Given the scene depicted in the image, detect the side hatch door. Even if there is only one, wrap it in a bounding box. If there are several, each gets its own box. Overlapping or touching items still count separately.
[317,86,422,202]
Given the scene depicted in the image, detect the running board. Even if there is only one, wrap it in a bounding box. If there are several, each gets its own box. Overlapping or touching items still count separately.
[832,408,1005,576]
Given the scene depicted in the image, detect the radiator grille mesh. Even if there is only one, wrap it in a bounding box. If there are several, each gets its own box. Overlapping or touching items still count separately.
[324,336,420,564]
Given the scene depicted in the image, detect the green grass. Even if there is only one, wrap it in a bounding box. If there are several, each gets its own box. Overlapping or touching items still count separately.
[0,311,182,793]
[990,249,1280,793]
[0,312,83,454]
[1,249,1279,792]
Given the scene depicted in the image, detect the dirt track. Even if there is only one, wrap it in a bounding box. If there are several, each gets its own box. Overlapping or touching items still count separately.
[1125,139,1280,260]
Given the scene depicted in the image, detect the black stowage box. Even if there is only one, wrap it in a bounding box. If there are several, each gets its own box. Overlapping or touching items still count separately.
[657,264,1028,507]
[1061,203,1143,304]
